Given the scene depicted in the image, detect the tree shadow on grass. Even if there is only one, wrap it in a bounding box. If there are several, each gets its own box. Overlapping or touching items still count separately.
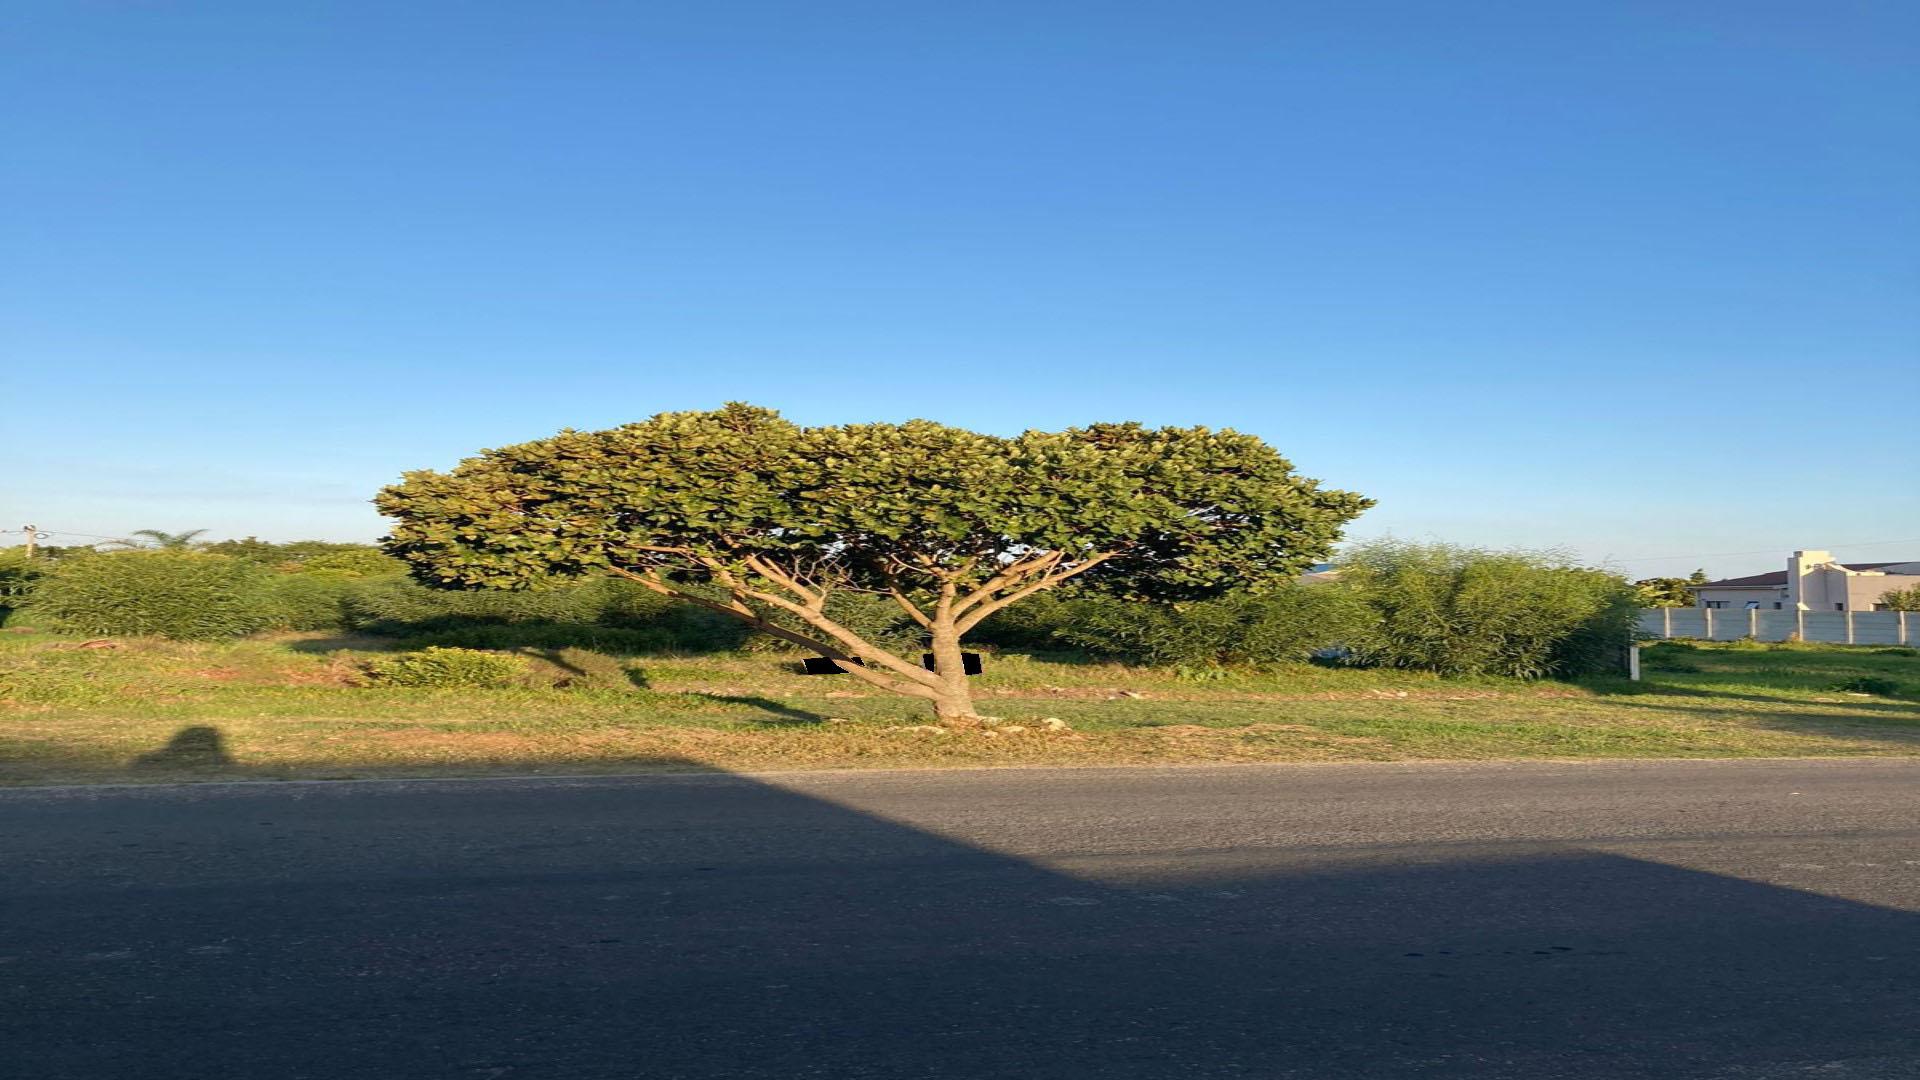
[3,763,1916,1078]
[127,726,233,772]
[684,693,826,724]
[1589,678,1920,718]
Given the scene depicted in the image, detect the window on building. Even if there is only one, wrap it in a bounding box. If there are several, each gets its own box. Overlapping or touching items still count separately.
[1773,602,1782,609]
[1704,600,1728,609]
[1875,604,1889,611]
[1835,603,1846,611]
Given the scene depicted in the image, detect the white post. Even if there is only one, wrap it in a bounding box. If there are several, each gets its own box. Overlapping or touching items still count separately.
[1627,645,1641,681]
[1846,609,1855,645]
[1663,608,1672,638]
[1704,607,1714,639]
[1796,608,1805,641]
[1902,612,1910,646]
[1748,608,1759,638]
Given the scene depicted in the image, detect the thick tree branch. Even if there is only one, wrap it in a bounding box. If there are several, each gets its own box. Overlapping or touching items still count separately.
[607,566,939,698]
[956,552,1115,634]
[951,549,1066,616]
[887,587,934,630]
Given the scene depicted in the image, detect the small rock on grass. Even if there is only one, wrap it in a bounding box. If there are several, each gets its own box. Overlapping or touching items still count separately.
[1040,717,1071,731]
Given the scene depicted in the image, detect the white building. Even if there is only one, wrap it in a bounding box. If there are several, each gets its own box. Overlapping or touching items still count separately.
[1690,550,1920,612]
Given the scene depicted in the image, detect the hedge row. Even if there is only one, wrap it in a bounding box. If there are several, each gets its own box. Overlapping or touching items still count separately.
[3,542,1640,678]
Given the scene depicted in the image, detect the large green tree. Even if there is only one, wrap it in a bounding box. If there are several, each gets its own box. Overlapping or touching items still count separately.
[1633,569,1708,608]
[1876,584,1920,612]
[376,404,1370,724]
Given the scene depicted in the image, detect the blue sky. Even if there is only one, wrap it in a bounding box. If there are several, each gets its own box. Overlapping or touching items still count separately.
[4,2,1915,579]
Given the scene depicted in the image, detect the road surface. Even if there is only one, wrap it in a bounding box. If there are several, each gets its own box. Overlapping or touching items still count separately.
[3,758,1917,1078]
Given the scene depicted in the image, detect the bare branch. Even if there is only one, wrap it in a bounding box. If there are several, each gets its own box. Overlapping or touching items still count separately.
[956,552,1115,634]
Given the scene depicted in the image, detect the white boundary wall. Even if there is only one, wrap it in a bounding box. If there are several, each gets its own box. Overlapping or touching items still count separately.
[1638,607,1915,646]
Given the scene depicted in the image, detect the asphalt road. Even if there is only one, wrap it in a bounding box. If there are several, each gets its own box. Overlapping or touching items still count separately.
[3,759,1917,1079]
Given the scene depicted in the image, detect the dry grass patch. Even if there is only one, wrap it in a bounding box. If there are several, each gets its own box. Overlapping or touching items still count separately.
[2,633,1917,785]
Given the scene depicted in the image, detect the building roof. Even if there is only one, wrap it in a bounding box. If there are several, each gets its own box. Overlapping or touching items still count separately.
[1693,562,1911,589]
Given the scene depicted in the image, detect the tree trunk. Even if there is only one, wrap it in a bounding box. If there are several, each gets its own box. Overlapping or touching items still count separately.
[932,693,982,728]
[927,619,980,727]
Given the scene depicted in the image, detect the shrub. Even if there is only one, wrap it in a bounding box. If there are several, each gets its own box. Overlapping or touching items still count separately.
[1045,586,1368,667]
[20,551,281,640]
[397,621,686,655]
[200,538,392,568]
[969,591,1078,651]
[1875,585,1920,612]
[1337,541,1639,679]
[739,591,925,655]
[296,549,408,578]
[1640,650,1703,674]
[363,647,529,688]
[341,576,745,651]
[261,573,358,631]
[0,549,45,623]
[1873,647,1918,658]
[1832,675,1902,697]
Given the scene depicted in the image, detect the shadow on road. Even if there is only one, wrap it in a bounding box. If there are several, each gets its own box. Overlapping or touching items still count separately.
[1,765,1913,1079]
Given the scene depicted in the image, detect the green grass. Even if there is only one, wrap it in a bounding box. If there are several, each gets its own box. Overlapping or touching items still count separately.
[1,632,1917,785]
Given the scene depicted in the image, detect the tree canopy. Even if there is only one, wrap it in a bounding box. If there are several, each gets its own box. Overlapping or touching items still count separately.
[1633,571,1706,608]
[376,404,1370,722]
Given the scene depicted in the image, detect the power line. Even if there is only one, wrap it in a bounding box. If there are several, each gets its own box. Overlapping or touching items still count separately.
[1612,537,1920,564]
[35,530,139,544]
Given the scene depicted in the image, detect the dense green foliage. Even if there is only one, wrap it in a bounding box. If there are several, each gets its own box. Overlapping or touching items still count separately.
[363,646,529,688]
[340,576,746,650]
[3,532,1640,682]
[1876,585,1920,612]
[200,537,402,569]
[378,404,1370,603]
[22,551,284,640]
[1633,569,1707,608]
[376,403,1370,718]
[0,549,44,621]
[1038,586,1368,668]
[1336,541,1638,678]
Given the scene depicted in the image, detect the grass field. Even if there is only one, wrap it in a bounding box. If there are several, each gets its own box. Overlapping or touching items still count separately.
[1,632,1916,785]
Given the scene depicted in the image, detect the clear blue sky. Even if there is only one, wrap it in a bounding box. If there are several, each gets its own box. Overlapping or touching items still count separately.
[5,2,1915,579]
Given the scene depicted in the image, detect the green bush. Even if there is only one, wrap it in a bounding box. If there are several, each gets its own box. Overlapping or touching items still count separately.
[20,551,282,640]
[1875,585,1920,612]
[0,548,45,623]
[397,621,686,655]
[969,591,1078,652]
[363,647,529,688]
[1832,675,1902,697]
[342,576,747,653]
[1043,586,1367,667]
[738,590,925,655]
[1640,647,1703,673]
[342,572,940,656]
[296,549,408,578]
[261,573,358,631]
[1337,541,1639,679]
